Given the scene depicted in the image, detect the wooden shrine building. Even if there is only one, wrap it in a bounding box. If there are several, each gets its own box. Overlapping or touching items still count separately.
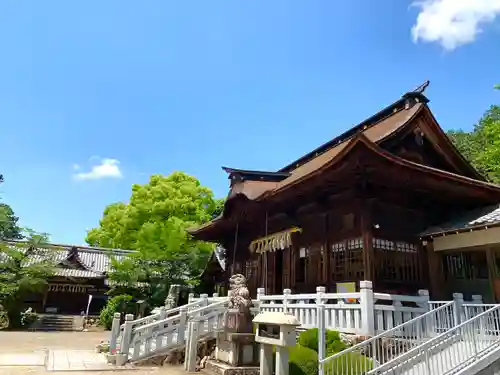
[10,241,137,315]
[190,81,500,302]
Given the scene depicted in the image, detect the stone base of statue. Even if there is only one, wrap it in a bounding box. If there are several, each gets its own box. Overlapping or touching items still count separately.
[205,358,260,375]
[215,332,258,367]
[207,310,259,375]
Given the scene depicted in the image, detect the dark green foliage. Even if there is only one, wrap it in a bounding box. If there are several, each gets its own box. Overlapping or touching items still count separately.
[0,233,54,328]
[287,345,319,375]
[0,203,23,240]
[99,294,135,330]
[20,308,38,327]
[447,87,500,183]
[298,328,347,354]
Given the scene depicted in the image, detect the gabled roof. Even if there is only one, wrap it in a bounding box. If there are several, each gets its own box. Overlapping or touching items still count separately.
[190,81,498,239]
[271,102,424,192]
[421,204,500,237]
[279,82,429,173]
[263,132,500,199]
[218,85,426,205]
[3,241,136,279]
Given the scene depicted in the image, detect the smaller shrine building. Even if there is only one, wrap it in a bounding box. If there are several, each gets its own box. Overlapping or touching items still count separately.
[8,241,136,315]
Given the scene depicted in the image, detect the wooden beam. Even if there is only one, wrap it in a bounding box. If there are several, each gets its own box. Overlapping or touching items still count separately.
[425,240,446,299]
[323,213,331,290]
[361,200,375,284]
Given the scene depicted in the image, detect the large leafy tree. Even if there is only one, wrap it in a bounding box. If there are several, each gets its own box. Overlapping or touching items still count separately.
[86,172,222,306]
[0,229,54,328]
[447,85,500,183]
[0,203,24,240]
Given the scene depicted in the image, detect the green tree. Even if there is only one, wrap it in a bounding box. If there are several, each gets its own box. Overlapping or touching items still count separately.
[0,203,24,240]
[86,172,220,306]
[447,86,500,183]
[0,232,55,328]
[212,198,225,219]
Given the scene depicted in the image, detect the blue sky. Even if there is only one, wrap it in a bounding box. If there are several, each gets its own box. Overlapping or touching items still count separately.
[1,1,499,245]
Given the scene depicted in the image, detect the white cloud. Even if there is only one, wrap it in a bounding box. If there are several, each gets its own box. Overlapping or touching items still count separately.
[411,0,500,50]
[73,158,123,181]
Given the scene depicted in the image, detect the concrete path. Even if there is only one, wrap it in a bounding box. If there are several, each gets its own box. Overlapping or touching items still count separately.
[0,349,138,372]
[46,350,118,372]
[0,352,46,367]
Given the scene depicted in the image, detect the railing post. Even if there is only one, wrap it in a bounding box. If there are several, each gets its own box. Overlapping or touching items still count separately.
[117,313,134,366]
[188,292,195,304]
[212,292,219,299]
[360,280,375,336]
[257,287,265,311]
[317,304,326,375]
[200,293,209,307]
[453,293,464,326]
[418,290,431,338]
[109,312,121,354]
[472,295,483,304]
[159,306,167,320]
[283,288,291,314]
[417,290,430,311]
[316,286,326,327]
[177,307,188,344]
[185,319,199,372]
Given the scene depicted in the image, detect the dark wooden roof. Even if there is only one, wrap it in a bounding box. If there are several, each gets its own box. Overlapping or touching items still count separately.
[261,133,500,202]
[272,103,424,191]
[421,204,500,237]
[222,167,290,182]
[190,81,497,239]
[279,83,429,173]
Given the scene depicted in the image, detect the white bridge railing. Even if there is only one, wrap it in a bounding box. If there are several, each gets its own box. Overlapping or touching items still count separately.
[109,281,485,367]
[360,305,500,375]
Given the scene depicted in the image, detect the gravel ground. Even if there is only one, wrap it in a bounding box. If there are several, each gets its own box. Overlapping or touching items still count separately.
[0,331,110,353]
[0,331,181,374]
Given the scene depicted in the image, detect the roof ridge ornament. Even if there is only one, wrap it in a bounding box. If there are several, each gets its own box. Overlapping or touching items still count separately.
[411,80,430,94]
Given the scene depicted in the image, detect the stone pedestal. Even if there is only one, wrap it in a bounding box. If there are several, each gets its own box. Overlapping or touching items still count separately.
[205,359,260,375]
[215,333,258,367]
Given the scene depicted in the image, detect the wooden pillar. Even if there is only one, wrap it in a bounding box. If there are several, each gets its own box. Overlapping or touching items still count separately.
[283,247,291,290]
[323,213,331,291]
[361,201,375,284]
[267,251,276,294]
[42,285,49,313]
[486,247,500,302]
[290,245,296,291]
[425,240,446,299]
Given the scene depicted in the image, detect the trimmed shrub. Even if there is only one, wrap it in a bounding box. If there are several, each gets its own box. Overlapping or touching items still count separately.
[288,345,319,375]
[298,328,347,354]
[326,351,373,375]
[99,294,135,330]
[20,308,38,327]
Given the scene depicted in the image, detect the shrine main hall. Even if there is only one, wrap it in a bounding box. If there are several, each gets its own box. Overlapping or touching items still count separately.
[192,81,500,303]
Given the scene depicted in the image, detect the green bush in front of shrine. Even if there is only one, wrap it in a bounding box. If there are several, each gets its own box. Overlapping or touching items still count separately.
[99,294,135,330]
[298,328,347,354]
[325,351,373,375]
[279,345,319,375]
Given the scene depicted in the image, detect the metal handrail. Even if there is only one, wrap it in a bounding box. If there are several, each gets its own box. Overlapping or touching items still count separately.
[320,301,455,375]
[372,304,500,375]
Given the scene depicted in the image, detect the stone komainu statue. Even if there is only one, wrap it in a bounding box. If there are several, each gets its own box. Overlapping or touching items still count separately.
[164,284,181,310]
[227,274,253,312]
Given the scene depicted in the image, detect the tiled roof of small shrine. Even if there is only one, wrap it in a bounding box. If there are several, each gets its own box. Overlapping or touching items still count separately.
[421,203,500,237]
[2,241,136,279]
